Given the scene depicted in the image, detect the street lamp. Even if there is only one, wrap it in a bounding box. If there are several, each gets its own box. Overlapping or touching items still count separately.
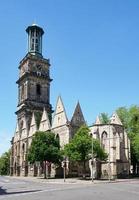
[91,133,94,183]
[108,124,111,182]
[62,157,66,182]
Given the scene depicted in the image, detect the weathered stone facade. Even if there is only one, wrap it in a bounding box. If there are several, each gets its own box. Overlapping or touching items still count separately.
[10,24,130,179]
[90,113,130,179]
[10,24,52,177]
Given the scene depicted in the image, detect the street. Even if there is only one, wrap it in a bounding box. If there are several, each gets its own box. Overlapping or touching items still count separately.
[0,176,139,200]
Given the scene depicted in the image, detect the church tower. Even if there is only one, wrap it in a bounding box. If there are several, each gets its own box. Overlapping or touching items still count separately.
[16,24,52,133]
[11,24,52,176]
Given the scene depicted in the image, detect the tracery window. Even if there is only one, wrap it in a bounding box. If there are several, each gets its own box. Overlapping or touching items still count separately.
[101,131,108,150]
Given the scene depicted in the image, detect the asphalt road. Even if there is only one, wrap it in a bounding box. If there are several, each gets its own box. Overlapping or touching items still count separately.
[0,176,139,200]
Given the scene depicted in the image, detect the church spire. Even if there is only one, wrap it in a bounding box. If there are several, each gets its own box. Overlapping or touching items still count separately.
[26,23,44,57]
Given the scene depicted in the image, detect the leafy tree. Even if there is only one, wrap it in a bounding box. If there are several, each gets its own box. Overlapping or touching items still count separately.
[100,113,110,124]
[28,131,62,178]
[116,105,139,174]
[64,125,107,177]
[133,135,139,162]
[116,107,129,131]
[0,150,10,175]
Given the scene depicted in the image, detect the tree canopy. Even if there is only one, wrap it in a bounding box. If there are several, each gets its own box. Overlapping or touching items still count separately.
[116,105,139,174]
[100,113,110,124]
[28,131,62,178]
[64,125,107,176]
[0,150,10,175]
[28,131,62,164]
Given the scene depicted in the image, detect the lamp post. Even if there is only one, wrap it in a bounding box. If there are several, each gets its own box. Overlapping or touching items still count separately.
[91,134,94,183]
[62,157,66,182]
[108,124,111,182]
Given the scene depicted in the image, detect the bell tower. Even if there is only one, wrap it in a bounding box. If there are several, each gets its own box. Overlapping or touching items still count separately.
[26,24,44,56]
[16,24,52,136]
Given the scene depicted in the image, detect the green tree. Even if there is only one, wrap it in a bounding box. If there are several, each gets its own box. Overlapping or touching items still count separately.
[28,131,62,178]
[0,150,10,175]
[100,113,110,124]
[133,135,139,162]
[116,107,129,131]
[64,125,107,177]
[116,105,139,174]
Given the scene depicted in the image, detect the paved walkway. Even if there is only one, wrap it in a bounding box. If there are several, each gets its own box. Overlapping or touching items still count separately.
[7,176,139,185]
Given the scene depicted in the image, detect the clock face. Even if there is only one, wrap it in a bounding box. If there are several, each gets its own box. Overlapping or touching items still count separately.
[36,64,42,71]
[36,64,42,76]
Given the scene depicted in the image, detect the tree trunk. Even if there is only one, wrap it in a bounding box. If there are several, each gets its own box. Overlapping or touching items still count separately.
[133,161,136,175]
[44,161,46,179]
[83,160,86,179]
[137,163,139,175]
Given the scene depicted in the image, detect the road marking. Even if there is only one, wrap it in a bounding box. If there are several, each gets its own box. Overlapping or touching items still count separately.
[0,185,84,199]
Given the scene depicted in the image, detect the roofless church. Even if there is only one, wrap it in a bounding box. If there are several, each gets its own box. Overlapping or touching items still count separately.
[10,24,130,179]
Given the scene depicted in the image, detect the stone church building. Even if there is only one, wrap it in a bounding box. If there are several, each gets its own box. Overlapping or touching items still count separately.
[10,24,130,179]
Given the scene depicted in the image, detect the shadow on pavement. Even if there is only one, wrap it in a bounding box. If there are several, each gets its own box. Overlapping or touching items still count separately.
[0,186,41,196]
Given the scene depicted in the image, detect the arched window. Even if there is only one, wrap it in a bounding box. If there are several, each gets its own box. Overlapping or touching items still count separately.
[21,84,25,100]
[36,84,41,96]
[22,143,25,153]
[15,145,17,155]
[20,120,24,130]
[116,133,120,160]
[101,131,108,150]
[56,134,60,144]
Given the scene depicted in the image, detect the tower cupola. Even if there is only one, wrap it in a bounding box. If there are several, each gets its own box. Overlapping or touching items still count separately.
[26,23,44,56]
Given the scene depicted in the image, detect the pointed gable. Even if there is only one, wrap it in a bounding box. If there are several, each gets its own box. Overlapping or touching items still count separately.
[71,102,86,127]
[13,123,20,142]
[110,112,123,125]
[94,116,101,125]
[39,108,51,131]
[52,96,68,128]
[29,112,37,137]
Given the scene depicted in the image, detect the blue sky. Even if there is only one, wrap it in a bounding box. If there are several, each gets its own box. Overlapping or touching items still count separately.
[0,0,139,155]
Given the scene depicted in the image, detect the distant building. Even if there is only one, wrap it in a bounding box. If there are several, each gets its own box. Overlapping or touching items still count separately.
[10,24,130,179]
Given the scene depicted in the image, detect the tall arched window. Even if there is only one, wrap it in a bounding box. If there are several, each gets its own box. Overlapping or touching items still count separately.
[56,134,60,145]
[22,143,25,153]
[21,84,25,100]
[36,84,41,96]
[116,133,120,160]
[101,131,108,150]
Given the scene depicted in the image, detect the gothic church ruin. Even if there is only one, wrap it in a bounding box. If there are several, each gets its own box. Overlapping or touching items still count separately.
[10,24,130,179]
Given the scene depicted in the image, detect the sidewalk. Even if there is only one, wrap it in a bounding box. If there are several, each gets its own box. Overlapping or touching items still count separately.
[7,176,139,185]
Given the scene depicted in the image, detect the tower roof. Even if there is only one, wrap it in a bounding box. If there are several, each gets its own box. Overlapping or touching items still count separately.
[26,23,44,56]
[71,101,86,127]
[26,24,44,35]
[110,112,123,125]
